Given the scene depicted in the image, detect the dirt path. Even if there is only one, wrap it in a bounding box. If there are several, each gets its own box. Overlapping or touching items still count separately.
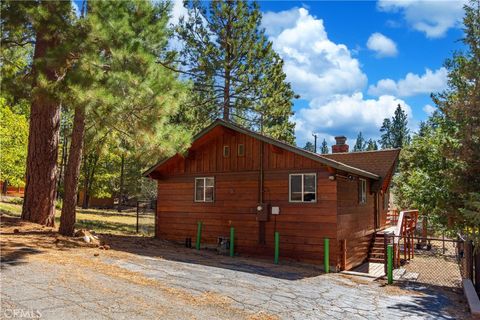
[0,215,470,319]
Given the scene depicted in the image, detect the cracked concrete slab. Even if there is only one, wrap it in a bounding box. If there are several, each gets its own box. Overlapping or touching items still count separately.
[0,221,470,320]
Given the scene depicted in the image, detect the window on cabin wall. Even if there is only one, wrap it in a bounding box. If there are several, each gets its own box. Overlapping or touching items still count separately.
[237,144,244,157]
[383,188,389,210]
[359,178,367,204]
[223,145,230,157]
[289,173,316,203]
[195,177,214,202]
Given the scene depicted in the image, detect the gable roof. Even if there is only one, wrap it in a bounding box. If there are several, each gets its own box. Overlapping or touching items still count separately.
[322,148,400,191]
[143,119,383,180]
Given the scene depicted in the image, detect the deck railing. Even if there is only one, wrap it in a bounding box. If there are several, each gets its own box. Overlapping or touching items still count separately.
[392,209,419,267]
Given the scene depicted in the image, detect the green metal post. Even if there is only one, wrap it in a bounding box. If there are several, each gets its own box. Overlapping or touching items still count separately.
[274,232,279,264]
[196,221,202,250]
[324,238,330,273]
[387,244,393,284]
[230,227,235,257]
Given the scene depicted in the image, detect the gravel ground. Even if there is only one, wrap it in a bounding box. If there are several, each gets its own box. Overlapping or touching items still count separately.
[0,216,471,320]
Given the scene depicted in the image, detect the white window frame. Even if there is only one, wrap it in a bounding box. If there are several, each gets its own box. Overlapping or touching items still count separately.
[237,143,245,157]
[223,145,230,157]
[359,178,367,205]
[289,173,317,203]
[383,188,389,210]
[194,177,215,202]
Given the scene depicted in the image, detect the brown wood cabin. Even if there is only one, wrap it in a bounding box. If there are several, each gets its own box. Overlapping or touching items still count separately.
[0,181,25,197]
[77,191,114,209]
[144,119,400,271]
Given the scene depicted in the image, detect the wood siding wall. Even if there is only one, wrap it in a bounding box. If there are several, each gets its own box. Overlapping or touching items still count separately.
[155,127,339,266]
[336,178,376,270]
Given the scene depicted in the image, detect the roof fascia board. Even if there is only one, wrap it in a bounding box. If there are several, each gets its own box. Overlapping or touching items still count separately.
[144,119,380,180]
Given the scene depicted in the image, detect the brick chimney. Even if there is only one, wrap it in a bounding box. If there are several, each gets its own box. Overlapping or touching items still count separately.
[332,136,349,153]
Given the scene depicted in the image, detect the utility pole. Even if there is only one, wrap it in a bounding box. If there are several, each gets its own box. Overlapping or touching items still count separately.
[312,133,318,153]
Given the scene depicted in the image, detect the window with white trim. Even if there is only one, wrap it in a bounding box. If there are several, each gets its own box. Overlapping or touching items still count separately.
[237,144,245,157]
[383,188,389,210]
[195,177,214,202]
[289,173,316,203]
[359,178,367,204]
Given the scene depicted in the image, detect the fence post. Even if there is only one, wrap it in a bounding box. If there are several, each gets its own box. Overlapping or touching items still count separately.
[274,232,279,264]
[465,240,474,281]
[196,221,202,250]
[384,233,388,275]
[475,245,480,291]
[136,201,139,233]
[324,238,330,273]
[230,227,235,257]
[387,244,393,284]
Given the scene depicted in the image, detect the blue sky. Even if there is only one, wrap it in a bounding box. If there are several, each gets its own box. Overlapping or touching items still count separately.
[172,0,466,147]
[254,0,467,147]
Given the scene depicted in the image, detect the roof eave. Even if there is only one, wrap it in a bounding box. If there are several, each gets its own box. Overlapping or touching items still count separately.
[144,119,380,180]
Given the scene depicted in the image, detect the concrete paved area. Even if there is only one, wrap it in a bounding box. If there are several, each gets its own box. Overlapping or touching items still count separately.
[0,216,470,319]
[1,242,469,319]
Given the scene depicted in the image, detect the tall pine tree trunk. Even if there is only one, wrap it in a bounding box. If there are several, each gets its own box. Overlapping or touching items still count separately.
[117,154,125,212]
[21,6,64,226]
[59,106,85,236]
[82,156,89,209]
[57,121,69,200]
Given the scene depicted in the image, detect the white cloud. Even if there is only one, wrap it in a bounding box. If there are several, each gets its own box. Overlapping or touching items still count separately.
[72,1,81,17]
[294,93,412,145]
[368,67,448,97]
[262,8,367,102]
[169,0,188,26]
[263,8,415,145]
[366,32,398,57]
[377,0,466,38]
[423,104,436,115]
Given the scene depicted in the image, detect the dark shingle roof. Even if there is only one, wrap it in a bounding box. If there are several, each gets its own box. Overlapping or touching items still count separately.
[322,149,400,191]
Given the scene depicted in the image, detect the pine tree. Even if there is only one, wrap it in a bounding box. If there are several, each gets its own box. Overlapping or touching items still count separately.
[393,1,480,240]
[379,118,392,149]
[353,132,366,152]
[2,1,85,226]
[59,1,189,235]
[379,104,410,149]
[366,139,378,151]
[431,0,480,224]
[320,139,329,154]
[303,142,315,152]
[173,0,297,143]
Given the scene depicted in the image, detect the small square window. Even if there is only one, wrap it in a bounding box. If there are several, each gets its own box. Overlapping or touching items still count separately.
[359,178,367,204]
[223,145,230,157]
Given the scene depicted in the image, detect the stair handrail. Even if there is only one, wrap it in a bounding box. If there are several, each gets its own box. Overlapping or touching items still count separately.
[393,210,419,244]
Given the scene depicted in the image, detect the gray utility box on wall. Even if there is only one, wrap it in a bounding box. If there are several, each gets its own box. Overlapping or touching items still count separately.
[256,203,268,221]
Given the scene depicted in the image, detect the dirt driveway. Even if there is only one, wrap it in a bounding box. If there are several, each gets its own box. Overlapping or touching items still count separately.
[0,215,470,320]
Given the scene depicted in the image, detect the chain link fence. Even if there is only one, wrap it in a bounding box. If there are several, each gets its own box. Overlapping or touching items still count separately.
[388,235,464,289]
[136,200,156,236]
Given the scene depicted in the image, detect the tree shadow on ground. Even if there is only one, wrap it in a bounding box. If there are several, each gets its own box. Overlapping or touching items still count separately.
[101,233,325,281]
[0,215,97,269]
[382,281,469,320]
